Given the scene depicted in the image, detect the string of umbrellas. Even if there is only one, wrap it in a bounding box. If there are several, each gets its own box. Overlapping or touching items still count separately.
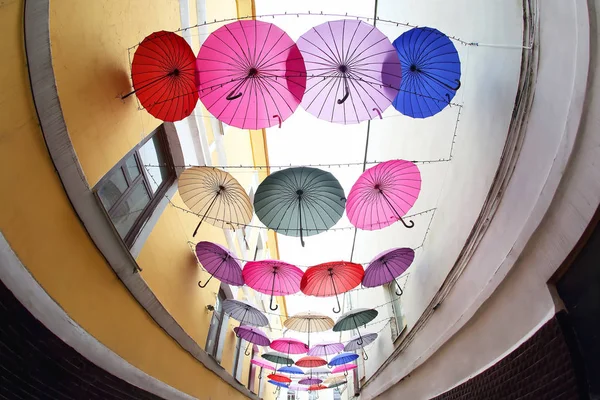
[224,299,381,394]
[125,20,461,124]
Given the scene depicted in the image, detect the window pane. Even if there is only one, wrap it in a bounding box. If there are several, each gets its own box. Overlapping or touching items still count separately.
[125,155,140,181]
[97,168,128,210]
[139,135,168,193]
[111,182,150,238]
[205,313,221,356]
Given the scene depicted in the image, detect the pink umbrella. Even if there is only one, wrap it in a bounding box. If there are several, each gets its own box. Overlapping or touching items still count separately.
[196,20,306,129]
[288,384,309,391]
[299,377,322,385]
[242,260,303,311]
[363,248,415,295]
[252,358,276,379]
[195,241,244,288]
[332,363,357,377]
[297,19,401,124]
[346,160,422,230]
[271,338,309,365]
[308,342,344,366]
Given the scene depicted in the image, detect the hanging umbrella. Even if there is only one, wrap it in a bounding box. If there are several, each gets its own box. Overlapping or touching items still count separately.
[346,160,422,230]
[124,31,198,122]
[252,358,275,379]
[329,353,359,367]
[296,356,327,368]
[196,20,306,129]
[344,332,378,361]
[331,363,358,377]
[325,375,347,386]
[268,374,292,383]
[363,247,415,295]
[297,19,402,124]
[271,338,309,366]
[301,262,364,313]
[178,167,252,236]
[299,377,322,385]
[268,379,289,388]
[284,312,335,348]
[306,367,331,376]
[233,325,271,356]
[262,351,295,366]
[288,384,309,391]
[194,241,243,288]
[392,27,461,118]
[222,299,269,327]
[308,384,328,391]
[328,380,348,389]
[333,308,378,360]
[308,342,344,367]
[254,167,346,247]
[278,366,304,375]
[243,260,303,311]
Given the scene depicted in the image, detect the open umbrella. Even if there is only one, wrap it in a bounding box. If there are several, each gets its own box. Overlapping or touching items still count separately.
[393,27,461,118]
[328,380,348,389]
[297,19,401,124]
[254,167,346,247]
[268,374,292,383]
[278,366,304,375]
[325,375,347,386]
[252,358,275,379]
[333,308,378,360]
[308,342,344,367]
[301,262,364,313]
[331,363,358,377]
[196,20,306,129]
[262,351,294,367]
[308,384,328,391]
[233,325,271,356]
[296,356,327,368]
[243,260,303,311]
[271,338,309,365]
[363,247,415,295]
[299,377,322,385]
[284,312,335,348]
[344,332,378,361]
[288,384,309,391]
[306,367,331,376]
[178,167,252,236]
[222,299,269,327]
[268,379,289,395]
[329,352,359,367]
[194,241,243,288]
[346,160,422,230]
[125,31,198,121]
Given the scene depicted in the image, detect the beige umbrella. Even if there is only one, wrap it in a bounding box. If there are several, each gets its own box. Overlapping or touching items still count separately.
[283,312,334,348]
[324,375,347,386]
[178,167,252,235]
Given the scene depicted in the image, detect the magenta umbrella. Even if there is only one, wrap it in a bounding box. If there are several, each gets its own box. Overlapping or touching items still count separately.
[242,260,303,311]
[195,241,244,288]
[346,160,422,230]
[332,363,357,377]
[298,377,322,385]
[251,358,276,379]
[363,247,415,295]
[233,325,271,356]
[308,342,344,367]
[196,20,306,129]
[297,19,401,124]
[271,338,309,365]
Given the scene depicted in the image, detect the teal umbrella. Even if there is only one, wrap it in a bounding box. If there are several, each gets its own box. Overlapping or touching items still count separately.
[333,308,378,360]
[254,167,346,247]
[262,352,294,366]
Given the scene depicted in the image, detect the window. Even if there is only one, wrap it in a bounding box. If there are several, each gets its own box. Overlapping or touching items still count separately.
[286,391,296,400]
[333,390,342,400]
[232,336,245,381]
[248,345,257,393]
[309,391,318,400]
[387,281,407,340]
[94,125,175,248]
[206,289,227,359]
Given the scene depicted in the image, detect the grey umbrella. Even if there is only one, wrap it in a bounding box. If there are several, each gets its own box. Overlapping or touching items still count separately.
[253,167,346,247]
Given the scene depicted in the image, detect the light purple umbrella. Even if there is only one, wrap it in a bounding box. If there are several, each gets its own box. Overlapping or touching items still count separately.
[299,377,323,385]
[233,325,271,356]
[344,332,378,361]
[363,247,415,295]
[288,384,309,392]
[195,241,244,288]
[297,19,402,124]
[308,342,344,367]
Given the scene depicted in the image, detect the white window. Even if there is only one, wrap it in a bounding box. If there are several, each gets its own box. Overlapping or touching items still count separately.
[387,282,407,340]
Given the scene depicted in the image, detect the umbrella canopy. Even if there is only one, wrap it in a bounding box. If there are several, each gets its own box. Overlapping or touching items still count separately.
[262,352,294,366]
[306,367,331,376]
[268,379,290,388]
[301,262,364,313]
[363,247,415,295]
[329,353,359,367]
[126,31,198,122]
[297,19,401,124]
[331,363,358,374]
[284,312,335,348]
[299,377,322,385]
[278,366,304,375]
[296,356,327,368]
[222,299,269,327]
[268,374,292,383]
[194,241,243,288]
[334,308,378,361]
[251,358,276,371]
[308,384,328,391]
[233,325,271,356]
[308,342,344,366]
[392,27,461,118]
[254,167,346,247]
[288,384,309,391]
[196,20,306,129]
[243,260,303,311]
[344,332,378,351]
[178,167,252,235]
[328,381,347,389]
[271,338,309,359]
[346,160,422,230]
[325,375,347,385]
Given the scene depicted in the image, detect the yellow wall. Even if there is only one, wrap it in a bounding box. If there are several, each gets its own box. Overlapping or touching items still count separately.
[0,1,250,399]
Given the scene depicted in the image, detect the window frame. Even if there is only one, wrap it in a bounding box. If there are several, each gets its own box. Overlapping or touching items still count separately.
[93,125,175,248]
[205,288,227,358]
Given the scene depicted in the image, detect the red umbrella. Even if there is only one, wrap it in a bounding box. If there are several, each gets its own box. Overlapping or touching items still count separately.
[308,384,327,391]
[125,31,198,121]
[296,356,327,368]
[301,261,364,313]
[267,374,292,383]
[242,260,303,311]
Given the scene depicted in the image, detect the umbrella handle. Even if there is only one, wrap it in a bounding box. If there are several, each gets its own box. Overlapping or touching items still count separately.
[337,90,350,105]
[244,341,251,356]
[447,79,461,91]
[394,277,404,296]
[269,294,279,311]
[273,114,282,128]
[193,191,221,237]
[398,216,415,229]
[372,108,383,119]
[198,274,214,288]
[363,349,369,360]
[226,90,243,100]
[330,271,342,313]
[269,272,279,311]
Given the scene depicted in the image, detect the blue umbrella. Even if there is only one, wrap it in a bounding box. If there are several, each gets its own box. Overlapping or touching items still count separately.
[268,380,290,388]
[392,27,461,118]
[329,352,359,367]
[278,366,304,375]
